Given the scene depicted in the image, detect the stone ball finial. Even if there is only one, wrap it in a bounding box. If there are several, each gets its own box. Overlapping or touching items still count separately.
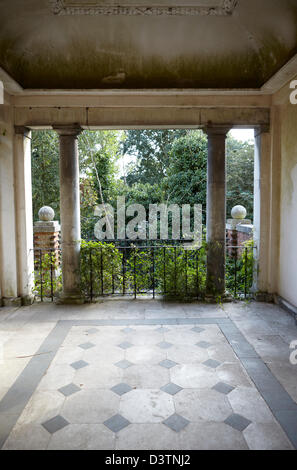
[231,205,247,220]
[38,206,55,221]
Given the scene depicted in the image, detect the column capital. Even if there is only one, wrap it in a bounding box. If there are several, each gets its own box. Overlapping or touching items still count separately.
[254,124,270,138]
[204,125,231,137]
[14,126,31,137]
[53,124,82,137]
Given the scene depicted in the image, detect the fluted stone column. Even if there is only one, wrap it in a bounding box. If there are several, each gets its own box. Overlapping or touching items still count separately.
[55,125,83,303]
[205,126,229,297]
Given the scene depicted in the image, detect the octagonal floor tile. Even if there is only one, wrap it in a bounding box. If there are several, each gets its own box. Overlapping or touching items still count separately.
[119,389,174,424]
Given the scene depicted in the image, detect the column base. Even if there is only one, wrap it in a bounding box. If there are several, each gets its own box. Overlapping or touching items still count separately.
[252,292,274,303]
[21,294,35,306]
[2,297,22,307]
[204,293,233,304]
[56,292,85,305]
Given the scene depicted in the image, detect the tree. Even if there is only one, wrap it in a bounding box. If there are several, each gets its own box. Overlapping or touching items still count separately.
[31,130,60,221]
[163,130,208,224]
[78,130,123,239]
[31,129,123,239]
[122,129,186,185]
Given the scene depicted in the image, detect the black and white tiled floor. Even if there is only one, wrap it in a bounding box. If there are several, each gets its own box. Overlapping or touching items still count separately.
[0,300,297,450]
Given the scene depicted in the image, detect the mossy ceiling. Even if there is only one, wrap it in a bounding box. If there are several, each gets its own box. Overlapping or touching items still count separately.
[0,0,296,89]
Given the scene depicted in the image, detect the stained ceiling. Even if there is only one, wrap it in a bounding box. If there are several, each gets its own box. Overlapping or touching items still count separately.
[0,0,296,89]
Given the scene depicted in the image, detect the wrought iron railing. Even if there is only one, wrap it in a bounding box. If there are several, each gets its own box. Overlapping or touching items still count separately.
[32,241,254,303]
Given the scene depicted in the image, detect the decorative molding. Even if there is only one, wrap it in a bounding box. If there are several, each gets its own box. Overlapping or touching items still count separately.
[50,0,238,16]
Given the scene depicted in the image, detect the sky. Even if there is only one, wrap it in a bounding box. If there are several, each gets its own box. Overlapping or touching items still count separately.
[229,128,254,141]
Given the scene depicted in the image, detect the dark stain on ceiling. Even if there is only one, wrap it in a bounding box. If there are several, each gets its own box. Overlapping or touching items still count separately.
[0,0,296,89]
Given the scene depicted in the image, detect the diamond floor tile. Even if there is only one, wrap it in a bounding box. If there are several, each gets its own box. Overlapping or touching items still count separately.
[196,341,211,349]
[160,383,183,396]
[58,383,81,397]
[121,327,135,334]
[191,327,204,334]
[85,328,99,334]
[70,360,89,370]
[163,413,190,432]
[157,341,173,349]
[155,327,170,333]
[203,359,221,369]
[212,382,235,395]
[78,342,95,350]
[42,415,69,434]
[224,413,252,432]
[159,359,178,369]
[118,342,133,350]
[115,359,133,369]
[103,414,131,433]
[110,383,133,396]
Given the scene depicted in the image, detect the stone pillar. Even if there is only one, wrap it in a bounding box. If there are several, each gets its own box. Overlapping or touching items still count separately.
[205,126,229,297]
[14,126,34,305]
[54,125,83,303]
[253,126,272,297]
[33,206,61,270]
[226,205,252,258]
[0,105,19,305]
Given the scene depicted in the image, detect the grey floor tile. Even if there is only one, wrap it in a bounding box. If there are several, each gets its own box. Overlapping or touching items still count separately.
[163,413,189,432]
[160,383,183,396]
[191,327,205,333]
[104,414,130,433]
[115,360,133,369]
[274,410,297,449]
[212,382,235,395]
[58,383,81,397]
[78,342,95,350]
[203,359,221,369]
[157,341,173,349]
[159,359,178,369]
[117,342,133,350]
[224,413,251,432]
[121,327,135,334]
[85,328,99,334]
[196,341,211,349]
[70,360,89,370]
[42,415,69,434]
[110,383,133,396]
[155,327,170,333]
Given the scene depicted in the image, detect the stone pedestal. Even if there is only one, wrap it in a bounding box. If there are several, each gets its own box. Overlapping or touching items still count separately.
[226,216,253,258]
[33,220,61,268]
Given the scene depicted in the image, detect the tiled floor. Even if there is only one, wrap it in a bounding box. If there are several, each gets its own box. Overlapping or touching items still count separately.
[0,300,296,450]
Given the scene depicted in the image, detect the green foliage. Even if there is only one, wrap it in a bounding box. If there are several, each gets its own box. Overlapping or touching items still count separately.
[122,129,187,185]
[225,238,254,298]
[31,130,60,220]
[80,240,124,297]
[80,241,209,300]
[33,252,62,299]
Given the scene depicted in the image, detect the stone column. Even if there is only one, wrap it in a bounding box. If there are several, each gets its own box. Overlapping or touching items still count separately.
[0,105,19,305]
[205,126,229,297]
[14,126,34,305]
[54,125,83,303]
[253,125,272,298]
